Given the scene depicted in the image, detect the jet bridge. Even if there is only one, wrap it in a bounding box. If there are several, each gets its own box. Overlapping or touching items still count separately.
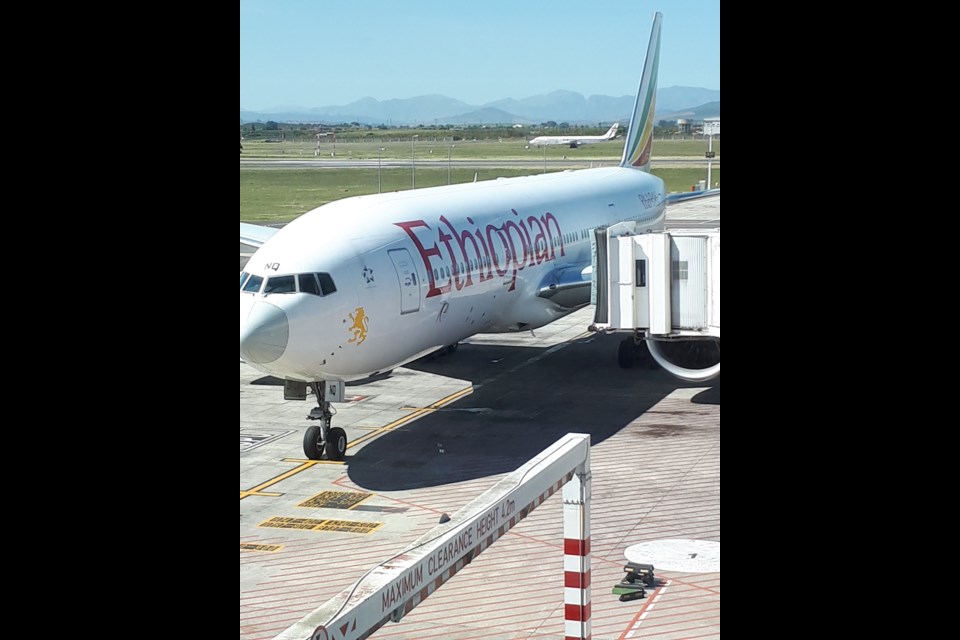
[592,224,720,380]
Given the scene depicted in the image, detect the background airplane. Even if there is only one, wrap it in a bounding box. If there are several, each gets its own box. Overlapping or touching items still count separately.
[527,122,619,148]
[240,12,718,461]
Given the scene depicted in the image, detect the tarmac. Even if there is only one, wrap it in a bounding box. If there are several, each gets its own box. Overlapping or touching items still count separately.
[240,195,720,640]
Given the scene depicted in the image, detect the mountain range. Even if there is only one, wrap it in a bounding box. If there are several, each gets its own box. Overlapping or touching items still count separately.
[239,86,719,126]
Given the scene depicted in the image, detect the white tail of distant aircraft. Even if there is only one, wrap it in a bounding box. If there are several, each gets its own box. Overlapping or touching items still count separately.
[240,12,718,461]
[528,122,619,148]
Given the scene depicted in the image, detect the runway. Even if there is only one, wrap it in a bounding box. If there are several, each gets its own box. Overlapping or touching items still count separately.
[240,157,717,170]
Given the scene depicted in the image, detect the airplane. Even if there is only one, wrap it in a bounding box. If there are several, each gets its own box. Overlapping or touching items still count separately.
[527,122,619,148]
[240,12,719,461]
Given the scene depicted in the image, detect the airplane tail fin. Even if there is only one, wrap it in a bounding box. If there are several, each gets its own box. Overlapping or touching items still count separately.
[619,11,662,172]
[606,122,620,139]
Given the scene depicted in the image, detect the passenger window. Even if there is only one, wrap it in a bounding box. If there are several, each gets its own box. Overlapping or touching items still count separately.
[264,275,296,294]
[317,273,337,296]
[240,271,249,290]
[243,274,263,294]
[299,273,321,296]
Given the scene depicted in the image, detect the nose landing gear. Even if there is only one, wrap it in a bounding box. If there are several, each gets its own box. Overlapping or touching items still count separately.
[294,381,348,461]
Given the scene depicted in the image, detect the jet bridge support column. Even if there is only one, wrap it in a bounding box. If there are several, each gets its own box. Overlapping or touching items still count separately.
[274,433,592,640]
[563,451,592,640]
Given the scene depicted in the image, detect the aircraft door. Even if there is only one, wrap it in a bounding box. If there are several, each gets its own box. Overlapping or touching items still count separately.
[388,248,421,314]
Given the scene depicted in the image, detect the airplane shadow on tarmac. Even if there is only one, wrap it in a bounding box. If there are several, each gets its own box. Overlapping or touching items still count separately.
[345,332,719,491]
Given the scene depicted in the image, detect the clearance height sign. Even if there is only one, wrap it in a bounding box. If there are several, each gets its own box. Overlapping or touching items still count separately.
[380,497,517,614]
[275,434,591,640]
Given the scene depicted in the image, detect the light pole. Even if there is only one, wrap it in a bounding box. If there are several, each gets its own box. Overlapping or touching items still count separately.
[448,143,455,184]
[378,147,385,194]
[703,119,719,189]
[706,134,714,188]
[412,134,418,189]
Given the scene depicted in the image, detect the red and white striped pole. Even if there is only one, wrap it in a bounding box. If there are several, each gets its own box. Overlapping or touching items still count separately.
[562,451,591,640]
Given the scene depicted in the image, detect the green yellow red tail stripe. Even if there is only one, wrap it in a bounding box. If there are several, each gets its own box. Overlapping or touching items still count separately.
[620,12,662,173]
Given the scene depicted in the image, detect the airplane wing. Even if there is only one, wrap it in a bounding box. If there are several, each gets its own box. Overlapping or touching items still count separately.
[663,189,720,232]
[241,223,278,273]
[240,222,279,249]
[665,188,720,205]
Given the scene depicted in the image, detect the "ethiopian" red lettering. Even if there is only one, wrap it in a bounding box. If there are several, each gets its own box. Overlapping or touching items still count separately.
[395,211,565,298]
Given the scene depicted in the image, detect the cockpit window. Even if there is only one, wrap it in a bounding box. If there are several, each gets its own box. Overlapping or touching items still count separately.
[264,275,296,294]
[240,271,249,290]
[318,273,337,296]
[296,272,336,297]
[242,274,263,294]
[298,273,321,296]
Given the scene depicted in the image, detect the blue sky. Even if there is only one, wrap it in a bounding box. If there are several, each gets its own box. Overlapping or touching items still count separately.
[240,0,719,110]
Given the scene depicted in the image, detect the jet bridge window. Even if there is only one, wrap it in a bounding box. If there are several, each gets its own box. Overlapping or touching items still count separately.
[672,261,689,282]
[242,274,264,294]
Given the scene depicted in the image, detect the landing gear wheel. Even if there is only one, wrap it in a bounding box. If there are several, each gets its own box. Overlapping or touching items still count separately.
[618,339,636,369]
[325,427,347,461]
[445,342,459,355]
[303,425,323,460]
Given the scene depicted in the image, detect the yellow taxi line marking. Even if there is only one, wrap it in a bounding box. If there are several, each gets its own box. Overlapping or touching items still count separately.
[348,386,473,448]
[241,386,471,500]
[239,490,283,498]
[240,460,327,500]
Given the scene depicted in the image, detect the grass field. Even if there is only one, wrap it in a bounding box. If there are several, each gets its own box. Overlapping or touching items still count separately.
[239,137,719,161]
[239,166,721,223]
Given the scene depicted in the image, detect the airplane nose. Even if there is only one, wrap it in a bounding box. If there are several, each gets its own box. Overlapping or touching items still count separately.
[240,301,289,364]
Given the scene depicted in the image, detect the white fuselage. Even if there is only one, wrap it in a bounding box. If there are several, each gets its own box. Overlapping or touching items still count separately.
[240,166,665,382]
[528,124,618,147]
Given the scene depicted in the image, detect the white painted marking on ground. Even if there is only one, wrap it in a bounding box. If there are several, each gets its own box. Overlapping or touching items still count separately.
[624,584,669,639]
[625,539,720,572]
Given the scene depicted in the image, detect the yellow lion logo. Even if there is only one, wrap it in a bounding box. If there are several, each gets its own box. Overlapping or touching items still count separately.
[347,307,369,345]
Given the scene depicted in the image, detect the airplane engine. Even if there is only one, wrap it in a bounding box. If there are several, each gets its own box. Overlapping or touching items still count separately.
[646,337,720,382]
